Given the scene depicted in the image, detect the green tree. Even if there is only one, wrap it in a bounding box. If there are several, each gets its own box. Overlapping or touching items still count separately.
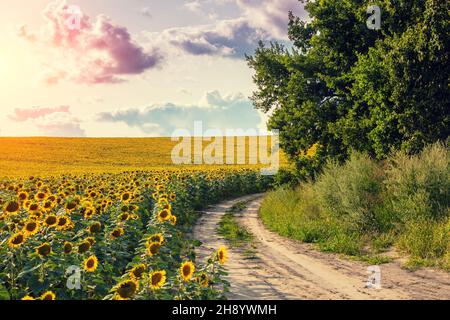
[247,0,449,175]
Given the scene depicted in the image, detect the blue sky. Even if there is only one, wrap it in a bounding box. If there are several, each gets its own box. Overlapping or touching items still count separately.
[0,0,306,137]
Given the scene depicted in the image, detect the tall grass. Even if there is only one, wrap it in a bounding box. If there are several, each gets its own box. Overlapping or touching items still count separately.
[260,143,449,268]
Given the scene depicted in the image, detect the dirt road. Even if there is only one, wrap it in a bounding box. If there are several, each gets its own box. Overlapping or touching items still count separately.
[193,194,450,300]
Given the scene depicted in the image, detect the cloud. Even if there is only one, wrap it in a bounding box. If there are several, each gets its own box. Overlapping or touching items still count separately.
[184,1,203,13]
[140,7,152,18]
[155,18,269,58]
[236,0,307,39]
[152,0,306,58]
[36,113,86,137]
[9,105,70,122]
[97,91,264,136]
[18,0,162,84]
[8,106,85,137]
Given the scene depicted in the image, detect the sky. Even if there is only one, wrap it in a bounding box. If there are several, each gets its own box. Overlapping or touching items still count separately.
[0,0,306,137]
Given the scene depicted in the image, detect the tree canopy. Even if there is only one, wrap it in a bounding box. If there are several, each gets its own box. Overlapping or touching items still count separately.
[247,0,449,174]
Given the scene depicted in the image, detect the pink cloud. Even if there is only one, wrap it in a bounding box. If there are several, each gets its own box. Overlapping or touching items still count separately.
[36,114,86,137]
[8,105,86,137]
[236,0,307,39]
[19,0,162,84]
[9,105,70,122]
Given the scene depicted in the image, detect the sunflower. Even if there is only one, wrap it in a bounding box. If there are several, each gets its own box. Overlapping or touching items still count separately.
[8,232,26,248]
[110,227,124,239]
[34,192,47,202]
[85,237,96,246]
[157,209,171,222]
[130,264,146,279]
[63,241,73,254]
[128,204,138,212]
[18,191,29,201]
[88,221,102,234]
[23,220,40,236]
[149,270,166,290]
[119,212,129,221]
[217,246,228,265]
[32,211,43,220]
[64,200,78,212]
[27,203,40,213]
[40,291,56,300]
[84,255,98,272]
[21,295,35,300]
[195,273,209,287]
[169,193,176,201]
[180,261,195,282]
[78,240,91,254]
[114,279,139,300]
[157,197,169,206]
[36,242,52,257]
[146,242,161,256]
[44,215,58,227]
[83,206,96,219]
[169,215,177,226]
[3,201,20,214]
[148,233,164,245]
[120,192,132,203]
[56,216,71,229]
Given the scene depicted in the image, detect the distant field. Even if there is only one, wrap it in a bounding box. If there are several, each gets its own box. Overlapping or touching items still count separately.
[0,137,287,177]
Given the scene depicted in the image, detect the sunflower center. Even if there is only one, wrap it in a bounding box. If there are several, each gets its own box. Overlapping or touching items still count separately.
[87,259,95,268]
[118,282,136,298]
[151,273,162,285]
[183,265,191,276]
[6,201,19,212]
[45,216,57,225]
[26,222,37,232]
[12,234,24,244]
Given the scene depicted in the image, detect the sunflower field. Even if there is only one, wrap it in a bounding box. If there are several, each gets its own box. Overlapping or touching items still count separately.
[0,169,271,300]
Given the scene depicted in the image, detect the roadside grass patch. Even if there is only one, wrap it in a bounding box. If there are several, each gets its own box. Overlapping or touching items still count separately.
[217,202,257,259]
[260,143,449,269]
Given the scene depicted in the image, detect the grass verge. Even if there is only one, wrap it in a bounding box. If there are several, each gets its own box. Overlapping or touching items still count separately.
[260,143,449,270]
[217,202,257,259]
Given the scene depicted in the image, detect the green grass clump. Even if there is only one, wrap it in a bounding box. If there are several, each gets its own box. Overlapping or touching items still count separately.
[218,202,254,248]
[260,142,449,268]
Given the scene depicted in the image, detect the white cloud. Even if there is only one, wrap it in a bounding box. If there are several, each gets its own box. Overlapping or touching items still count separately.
[97,91,265,136]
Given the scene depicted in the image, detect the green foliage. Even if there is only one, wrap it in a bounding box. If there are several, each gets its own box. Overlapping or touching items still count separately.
[260,143,450,268]
[314,152,384,231]
[384,143,449,222]
[217,213,253,248]
[247,0,449,173]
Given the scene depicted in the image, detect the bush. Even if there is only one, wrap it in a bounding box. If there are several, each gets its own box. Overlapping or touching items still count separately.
[314,152,384,232]
[385,143,449,223]
[398,218,449,260]
[259,143,450,268]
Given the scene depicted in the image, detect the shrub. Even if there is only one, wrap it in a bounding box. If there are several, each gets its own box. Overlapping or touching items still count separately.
[398,218,449,260]
[385,143,449,223]
[259,143,450,268]
[314,152,384,232]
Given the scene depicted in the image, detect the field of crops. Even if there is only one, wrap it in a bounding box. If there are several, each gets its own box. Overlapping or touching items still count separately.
[0,138,273,300]
[0,137,287,177]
